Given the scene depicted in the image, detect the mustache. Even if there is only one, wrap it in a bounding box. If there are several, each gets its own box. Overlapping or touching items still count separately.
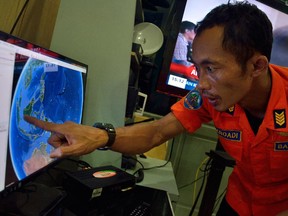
[200,90,216,98]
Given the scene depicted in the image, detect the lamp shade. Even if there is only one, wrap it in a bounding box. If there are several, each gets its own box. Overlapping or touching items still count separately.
[133,22,164,55]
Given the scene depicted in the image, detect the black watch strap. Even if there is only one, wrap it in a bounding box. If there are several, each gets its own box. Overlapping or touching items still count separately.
[93,122,116,147]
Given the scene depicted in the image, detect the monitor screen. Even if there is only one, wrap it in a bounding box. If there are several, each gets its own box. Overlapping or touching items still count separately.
[156,0,288,98]
[0,31,88,195]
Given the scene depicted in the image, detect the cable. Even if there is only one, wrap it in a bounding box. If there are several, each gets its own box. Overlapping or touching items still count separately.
[122,155,145,182]
[213,187,227,213]
[177,175,205,190]
[138,137,177,181]
[124,153,171,183]
[188,157,212,216]
[193,157,210,203]
[142,159,170,171]
[10,0,30,34]
[65,158,92,170]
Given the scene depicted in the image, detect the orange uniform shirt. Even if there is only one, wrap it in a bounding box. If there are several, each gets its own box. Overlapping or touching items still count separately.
[171,64,288,216]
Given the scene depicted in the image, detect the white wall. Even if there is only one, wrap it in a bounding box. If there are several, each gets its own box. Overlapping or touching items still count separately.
[50,0,136,167]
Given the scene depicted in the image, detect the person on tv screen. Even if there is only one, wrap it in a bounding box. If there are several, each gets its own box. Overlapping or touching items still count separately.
[25,2,288,216]
[172,21,196,66]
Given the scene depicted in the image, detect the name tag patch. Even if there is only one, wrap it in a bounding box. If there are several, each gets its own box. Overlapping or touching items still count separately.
[274,142,288,151]
[216,128,242,141]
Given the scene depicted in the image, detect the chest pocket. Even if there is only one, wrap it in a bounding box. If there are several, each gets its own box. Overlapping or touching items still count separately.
[267,131,288,183]
[216,128,243,162]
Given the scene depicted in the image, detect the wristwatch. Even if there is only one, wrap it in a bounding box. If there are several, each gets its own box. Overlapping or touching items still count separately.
[93,122,116,148]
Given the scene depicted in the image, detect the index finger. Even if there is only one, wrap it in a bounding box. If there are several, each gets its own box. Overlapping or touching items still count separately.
[24,115,60,133]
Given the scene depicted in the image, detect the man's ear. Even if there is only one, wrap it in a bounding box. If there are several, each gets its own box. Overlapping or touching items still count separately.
[252,55,269,77]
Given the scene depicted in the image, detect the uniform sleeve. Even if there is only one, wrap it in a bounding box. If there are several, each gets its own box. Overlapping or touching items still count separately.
[171,97,212,133]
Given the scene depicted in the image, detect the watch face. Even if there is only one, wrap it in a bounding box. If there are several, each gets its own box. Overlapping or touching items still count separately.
[93,122,116,147]
[93,123,114,131]
[105,124,116,134]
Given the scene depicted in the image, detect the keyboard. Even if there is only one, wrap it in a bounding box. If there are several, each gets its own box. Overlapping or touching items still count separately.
[128,201,151,216]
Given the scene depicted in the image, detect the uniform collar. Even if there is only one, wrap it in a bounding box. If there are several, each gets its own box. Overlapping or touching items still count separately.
[219,64,288,131]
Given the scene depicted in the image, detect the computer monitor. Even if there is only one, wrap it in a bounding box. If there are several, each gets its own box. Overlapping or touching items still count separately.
[0,30,88,195]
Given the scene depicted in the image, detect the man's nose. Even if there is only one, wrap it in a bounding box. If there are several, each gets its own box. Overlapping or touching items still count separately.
[197,71,210,91]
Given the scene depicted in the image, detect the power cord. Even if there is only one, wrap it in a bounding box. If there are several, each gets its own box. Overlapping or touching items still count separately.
[213,188,227,213]
[188,157,212,216]
[177,175,205,190]
[193,157,210,203]
[124,154,170,183]
[65,158,92,170]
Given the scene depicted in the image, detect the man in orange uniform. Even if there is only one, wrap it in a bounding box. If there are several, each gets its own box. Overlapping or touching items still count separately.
[25,2,288,215]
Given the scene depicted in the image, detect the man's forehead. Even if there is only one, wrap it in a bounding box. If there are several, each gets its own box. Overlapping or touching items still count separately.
[192,27,224,62]
[194,26,224,45]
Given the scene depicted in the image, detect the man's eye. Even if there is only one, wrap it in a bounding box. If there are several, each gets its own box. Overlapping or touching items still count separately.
[206,66,215,73]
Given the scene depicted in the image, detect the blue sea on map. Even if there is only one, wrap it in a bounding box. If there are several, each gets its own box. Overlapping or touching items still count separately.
[9,57,83,180]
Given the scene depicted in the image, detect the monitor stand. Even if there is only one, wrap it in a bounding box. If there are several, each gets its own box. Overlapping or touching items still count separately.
[0,182,66,216]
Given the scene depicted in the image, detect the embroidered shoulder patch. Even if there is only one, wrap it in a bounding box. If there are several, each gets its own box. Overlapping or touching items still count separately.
[274,109,286,129]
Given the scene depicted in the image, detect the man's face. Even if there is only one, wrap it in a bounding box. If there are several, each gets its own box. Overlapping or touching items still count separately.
[192,26,254,112]
[186,29,196,42]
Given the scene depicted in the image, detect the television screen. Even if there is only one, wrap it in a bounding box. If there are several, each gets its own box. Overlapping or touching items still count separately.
[156,0,288,98]
[0,31,88,195]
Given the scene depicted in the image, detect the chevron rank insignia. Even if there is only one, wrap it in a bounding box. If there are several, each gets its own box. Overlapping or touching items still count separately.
[274,109,286,129]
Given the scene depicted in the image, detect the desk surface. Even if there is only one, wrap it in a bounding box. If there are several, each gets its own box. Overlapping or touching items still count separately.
[132,156,179,197]
[0,157,178,216]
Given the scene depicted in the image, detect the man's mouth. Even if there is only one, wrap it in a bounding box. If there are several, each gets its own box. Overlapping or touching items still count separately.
[202,93,219,106]
[208,97,218,106]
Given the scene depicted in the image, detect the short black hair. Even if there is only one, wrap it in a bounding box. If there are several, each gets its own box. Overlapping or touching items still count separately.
[180,21,196,34]
[195,2,273,66]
